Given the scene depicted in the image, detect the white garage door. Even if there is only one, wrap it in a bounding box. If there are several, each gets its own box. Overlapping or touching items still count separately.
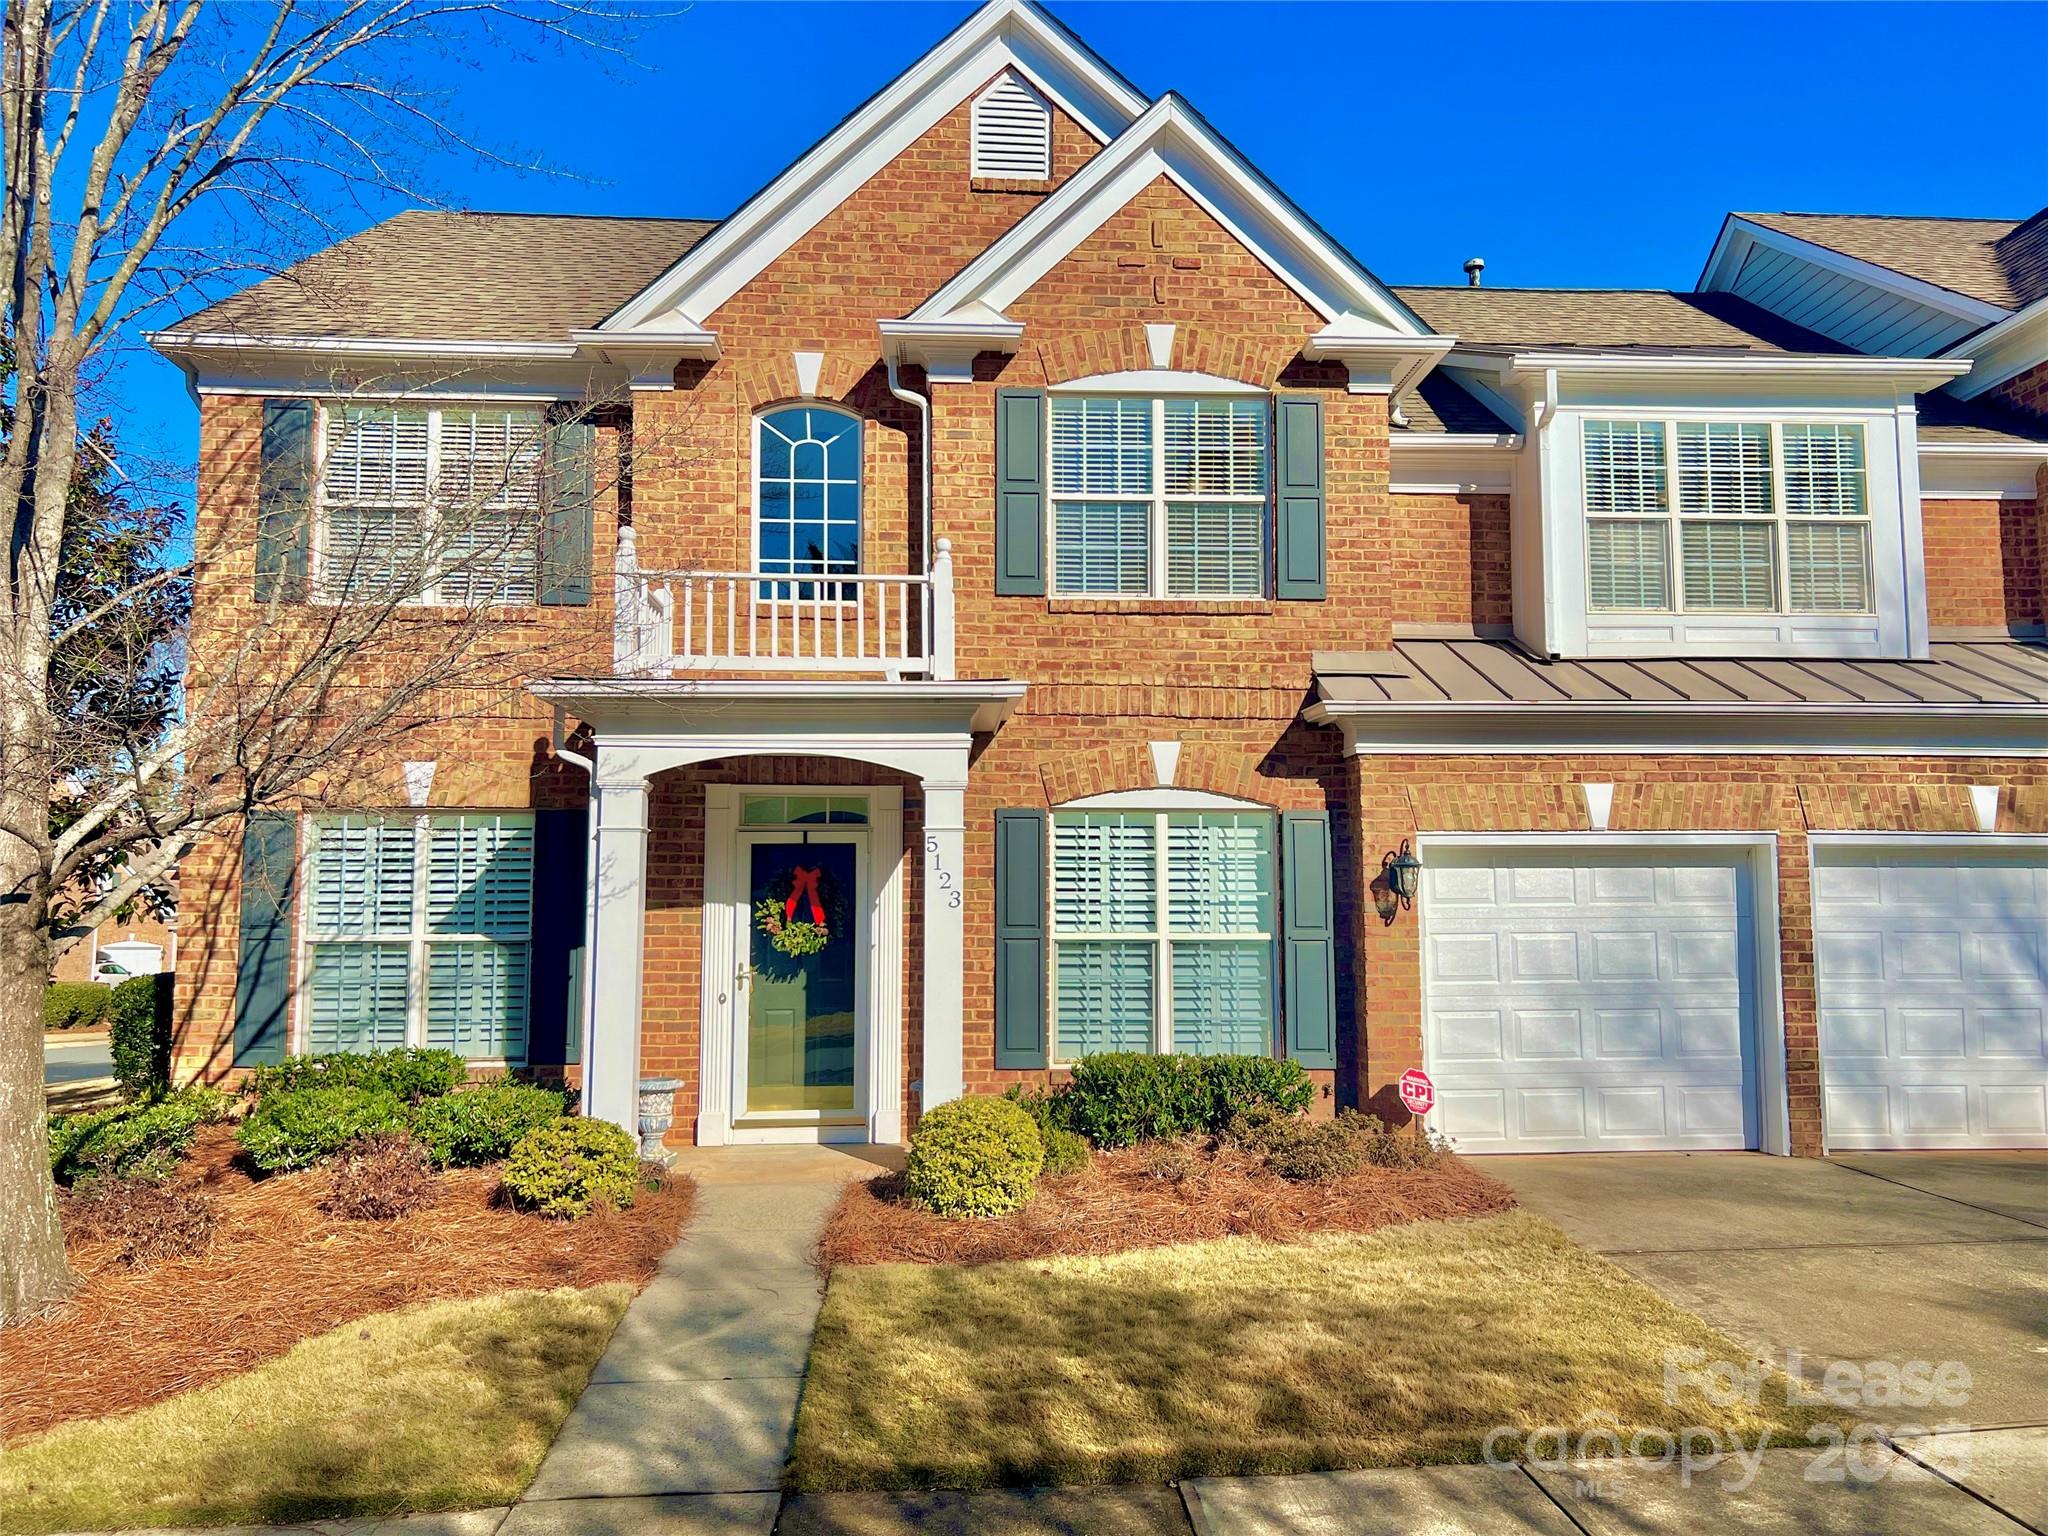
[1423,848,1762,1153]
[1813,845,2048,1150]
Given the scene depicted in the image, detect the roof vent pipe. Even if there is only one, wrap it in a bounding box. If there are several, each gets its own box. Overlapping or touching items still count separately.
[1463,257,1485,287]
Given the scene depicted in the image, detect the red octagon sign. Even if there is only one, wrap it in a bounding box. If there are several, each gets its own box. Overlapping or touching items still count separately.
[1398,1068,1436,1117]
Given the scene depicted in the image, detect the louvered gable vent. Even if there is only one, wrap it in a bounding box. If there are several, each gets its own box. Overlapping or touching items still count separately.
[972,73,1051,180]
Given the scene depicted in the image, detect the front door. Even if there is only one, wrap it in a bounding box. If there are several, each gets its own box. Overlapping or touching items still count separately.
[737,832,862,1122]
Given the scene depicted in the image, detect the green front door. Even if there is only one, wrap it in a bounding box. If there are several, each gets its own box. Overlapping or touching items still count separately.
[745,837,858,1116]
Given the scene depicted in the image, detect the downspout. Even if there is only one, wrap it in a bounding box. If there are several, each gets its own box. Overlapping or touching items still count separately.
[885,356,933,573]
[552,707,600,1114]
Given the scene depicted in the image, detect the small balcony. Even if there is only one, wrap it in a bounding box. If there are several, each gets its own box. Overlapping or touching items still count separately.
[612,527,955,680]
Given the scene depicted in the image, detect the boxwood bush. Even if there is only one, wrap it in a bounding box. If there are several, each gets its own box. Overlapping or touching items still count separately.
[1052,1053,1314,1149]
[109,973,174,1100]
[244,1047,466,1105]
[43,981,111,1032]
[48,1087,231,1185]
[904,1094,1044,1218]
[501,1118,640,1218]
[235,1084,408,1171]
[409,1082,566,1168]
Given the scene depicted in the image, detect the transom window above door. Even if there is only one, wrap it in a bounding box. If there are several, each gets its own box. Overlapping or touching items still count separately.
[1583,418,1871,616]
[1050,396,1270,598]
[1050,808,1276,1059]
[755,405,861,599]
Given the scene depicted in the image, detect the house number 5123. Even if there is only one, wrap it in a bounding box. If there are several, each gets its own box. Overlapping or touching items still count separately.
[925,836,963,909]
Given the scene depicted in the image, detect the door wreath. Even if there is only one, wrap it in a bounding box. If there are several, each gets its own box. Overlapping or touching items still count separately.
[754,861,847,958]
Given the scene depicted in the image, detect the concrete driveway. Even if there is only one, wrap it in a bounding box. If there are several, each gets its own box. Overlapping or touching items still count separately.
[1485,1150,2048,1426]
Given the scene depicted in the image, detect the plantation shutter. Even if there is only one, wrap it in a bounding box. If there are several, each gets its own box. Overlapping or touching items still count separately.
[529,805,589,1066]
[1273,395,1326,599]
[256,400,315,602]
[233,811,299,1065]
[308,944,410,1054]
[305,817,414,1054]
[540,411,595,606]
[994,808,1048,1068]
[1280,811,1338,1069]
[995,388,1047,596]
[424,815,535,1060]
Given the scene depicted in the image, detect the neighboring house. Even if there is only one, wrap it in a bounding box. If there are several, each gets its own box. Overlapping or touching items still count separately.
[150,0,2048,1155]
[52,910,176,985]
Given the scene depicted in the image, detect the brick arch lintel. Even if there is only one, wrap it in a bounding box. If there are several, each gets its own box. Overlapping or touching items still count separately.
[1032,322,1308,390]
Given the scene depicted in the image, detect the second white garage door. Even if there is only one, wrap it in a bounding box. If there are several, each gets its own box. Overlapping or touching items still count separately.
[1813,844,2048,1150]
[1423,847,1763,1153]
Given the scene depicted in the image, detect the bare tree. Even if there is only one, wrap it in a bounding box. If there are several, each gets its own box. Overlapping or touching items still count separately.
[0,0,655,1322]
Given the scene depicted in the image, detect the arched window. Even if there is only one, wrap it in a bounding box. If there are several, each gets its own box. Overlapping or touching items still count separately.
[755,405,861,597]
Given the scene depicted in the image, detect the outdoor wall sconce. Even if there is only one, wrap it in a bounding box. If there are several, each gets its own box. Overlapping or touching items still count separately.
[1375,840,1422,925]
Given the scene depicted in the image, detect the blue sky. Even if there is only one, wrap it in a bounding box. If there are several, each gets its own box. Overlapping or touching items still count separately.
[121,0,2046,488]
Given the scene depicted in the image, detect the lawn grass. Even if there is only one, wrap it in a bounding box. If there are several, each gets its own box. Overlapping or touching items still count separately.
[789,1211,1836,1490]
[0,1285,630,1533]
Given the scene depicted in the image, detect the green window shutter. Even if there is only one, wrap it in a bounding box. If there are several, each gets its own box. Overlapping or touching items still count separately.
[1280,810,1338,1069]
[994,808,1048,1068]
[256,400,314,602]
[233,812,299,1065]
[995,388,1047,596]
[1273,395,1326,600]
[540,412,595,606]
[529,805,589,1066]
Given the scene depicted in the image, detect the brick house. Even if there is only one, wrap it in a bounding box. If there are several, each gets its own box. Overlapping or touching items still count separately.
[150,0,2048,1157]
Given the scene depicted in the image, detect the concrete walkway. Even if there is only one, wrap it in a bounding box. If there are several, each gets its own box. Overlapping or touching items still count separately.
[507,1143,897,1536]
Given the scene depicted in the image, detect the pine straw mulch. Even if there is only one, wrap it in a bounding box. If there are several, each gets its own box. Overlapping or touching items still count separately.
[817,1141,1517,1271]
[2,1124,695,1444]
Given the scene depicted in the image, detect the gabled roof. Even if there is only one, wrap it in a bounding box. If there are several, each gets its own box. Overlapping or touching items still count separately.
[907,92,1430,340]
[594,0,1149,338]
[1394,286,1848,354]
[1736,210,2047,311]
[172,212,715,341]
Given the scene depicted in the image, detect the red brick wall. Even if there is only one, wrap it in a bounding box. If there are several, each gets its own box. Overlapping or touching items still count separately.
[52,909,175,987]
[1990,358,2048,421]
[1346,754,2048,1157]
[1922,497,2043,631]
[1386,492,1512,630]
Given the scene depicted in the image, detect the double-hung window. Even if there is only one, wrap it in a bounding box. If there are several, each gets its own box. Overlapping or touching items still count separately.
[317,403,544,604]
[301,812,535,1060]
[1050,396,1269,597]
[1584,418,1870,615]
[1049,809,1275,1058]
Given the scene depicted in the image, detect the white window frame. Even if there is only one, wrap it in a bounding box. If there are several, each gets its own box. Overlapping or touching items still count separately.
[750,403,863,601]
[1047,802,1278,1062]
[1582,415,1872,618]
[312,399,545,606]
[1048,394,1272,600]
[295,810,534,1063]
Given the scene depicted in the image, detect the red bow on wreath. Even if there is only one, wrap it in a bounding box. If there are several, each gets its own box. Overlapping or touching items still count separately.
[784,866,826,926]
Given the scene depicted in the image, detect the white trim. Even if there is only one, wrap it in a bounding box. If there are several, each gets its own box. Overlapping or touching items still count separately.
[906,92,1429,341]
[1413,830,1791,1156]
[1389,433,1519,495]
[1698,217,2012,328]
[1805,831,2048,850]
[1941,298,2048,399]
[1460,349,1974,388]
[150,331,580,361]
[1919,443,2048,500]
[595,0,1146,339]
[1063,786,1264,811]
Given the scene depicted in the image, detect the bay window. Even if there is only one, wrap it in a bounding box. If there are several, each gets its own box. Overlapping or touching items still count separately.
[1050,396,1269,597]
[1584,417,1870,616]
[1049,809,1275,1058]
[316,402,544,604]
[301,812,535,1060]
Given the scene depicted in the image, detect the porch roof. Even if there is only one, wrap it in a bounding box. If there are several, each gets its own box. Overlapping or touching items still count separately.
[530,677,1027,742]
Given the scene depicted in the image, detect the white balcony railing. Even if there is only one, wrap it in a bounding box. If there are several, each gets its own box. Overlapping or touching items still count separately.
[613,526,955,680]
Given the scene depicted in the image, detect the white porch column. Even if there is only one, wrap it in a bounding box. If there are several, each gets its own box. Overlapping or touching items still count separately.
[585,774,651,1132]
[919,776,968,1111]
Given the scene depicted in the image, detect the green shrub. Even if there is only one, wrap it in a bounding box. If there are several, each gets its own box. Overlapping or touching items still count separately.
[43,982,111,1032]
[235,1085,407,1171]
[904,1095,1043,1218]
[1341,1109,1447,1171]
[244,1047,466,1105]
[410,1082,566,1168]
[1057,1053,1314,1149]
[502,1118,640,1219]
[48,1087,231,1185]
[1039,1124,1090,1178]
[109,973,174,1101]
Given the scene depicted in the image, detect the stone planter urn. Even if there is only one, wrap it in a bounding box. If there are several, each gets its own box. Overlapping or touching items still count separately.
[636,1077,682,1158]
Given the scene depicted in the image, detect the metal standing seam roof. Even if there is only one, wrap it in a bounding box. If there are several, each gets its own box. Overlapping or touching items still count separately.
[1313,640,2048,708]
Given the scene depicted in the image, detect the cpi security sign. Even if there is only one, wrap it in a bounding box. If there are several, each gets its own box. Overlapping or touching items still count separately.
[1398,1068,1435,1117]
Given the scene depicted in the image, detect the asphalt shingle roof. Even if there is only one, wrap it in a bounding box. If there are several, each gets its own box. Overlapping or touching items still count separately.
[1739,211,2048,311]
[1392,286,1849,354]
